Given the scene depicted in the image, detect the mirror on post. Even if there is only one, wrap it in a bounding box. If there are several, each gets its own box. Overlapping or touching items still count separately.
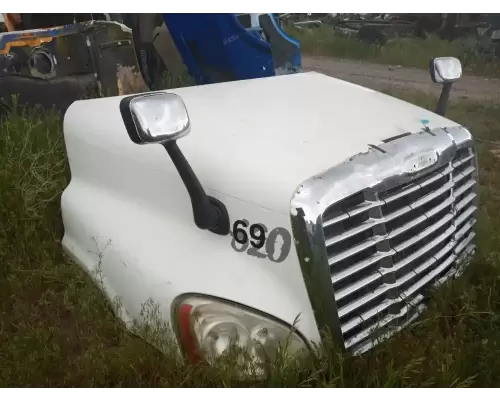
[119,92,230,236]
[429,56,462,117]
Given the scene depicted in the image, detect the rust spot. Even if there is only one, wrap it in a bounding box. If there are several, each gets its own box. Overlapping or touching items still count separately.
[0,37,55,54]
[116,64,148,95]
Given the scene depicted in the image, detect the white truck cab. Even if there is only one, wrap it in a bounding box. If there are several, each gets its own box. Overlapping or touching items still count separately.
[61,57,477,370]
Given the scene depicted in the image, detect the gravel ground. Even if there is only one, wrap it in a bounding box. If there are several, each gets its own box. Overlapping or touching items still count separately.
[303,55,500,102]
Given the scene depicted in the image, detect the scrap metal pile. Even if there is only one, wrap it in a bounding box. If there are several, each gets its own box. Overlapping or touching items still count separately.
[1,12,499,118]
[0,13,302,115]
[280,13,500,53]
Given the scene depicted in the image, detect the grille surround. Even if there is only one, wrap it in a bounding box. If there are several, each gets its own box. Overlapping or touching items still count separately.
[290,126,477,353]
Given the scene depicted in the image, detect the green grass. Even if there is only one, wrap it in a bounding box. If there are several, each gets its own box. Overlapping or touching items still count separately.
[289,26,500,78]
[2,89,500,387]
[159,66,196,90]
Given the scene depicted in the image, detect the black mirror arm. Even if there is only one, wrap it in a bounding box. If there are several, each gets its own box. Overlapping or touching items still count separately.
[435,82,452,117]
[162,141,230,235]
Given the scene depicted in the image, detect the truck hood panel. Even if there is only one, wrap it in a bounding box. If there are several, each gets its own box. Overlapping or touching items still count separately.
[64,72,462,215]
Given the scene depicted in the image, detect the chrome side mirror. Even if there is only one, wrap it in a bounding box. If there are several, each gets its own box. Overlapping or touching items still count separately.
[429,57,462,117]
[120,92,230,236]
[120,92,190,144]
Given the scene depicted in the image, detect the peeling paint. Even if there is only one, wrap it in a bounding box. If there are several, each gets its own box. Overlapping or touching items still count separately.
[116,64,148,95]
[1,20,148,112]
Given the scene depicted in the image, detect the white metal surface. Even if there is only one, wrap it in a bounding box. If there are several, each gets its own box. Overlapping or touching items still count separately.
[64,72,459,216]
[61,71,463,351]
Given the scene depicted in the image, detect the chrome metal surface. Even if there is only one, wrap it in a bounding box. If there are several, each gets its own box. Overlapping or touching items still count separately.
[129,92,190,144]
[430,57,463,84]
[290,125,477,353]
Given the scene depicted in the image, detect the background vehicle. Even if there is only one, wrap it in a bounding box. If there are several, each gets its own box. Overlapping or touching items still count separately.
[162,13,301,85]
[0,15,149,114]
[0,13,302,113]
[60,56,477,372]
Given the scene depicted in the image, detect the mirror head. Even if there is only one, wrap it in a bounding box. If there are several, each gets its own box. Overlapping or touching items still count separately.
[429,57,462,84]
[120,92,190,145]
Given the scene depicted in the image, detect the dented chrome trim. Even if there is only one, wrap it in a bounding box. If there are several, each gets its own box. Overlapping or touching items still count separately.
[290,125,475,351]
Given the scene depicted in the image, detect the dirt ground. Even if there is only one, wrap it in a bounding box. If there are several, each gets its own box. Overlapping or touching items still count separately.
[303,55,500,102]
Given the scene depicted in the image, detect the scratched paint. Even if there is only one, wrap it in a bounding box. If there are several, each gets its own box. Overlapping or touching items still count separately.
[116,64,148,95]
[0,20,148,112]
[0,24,78,54]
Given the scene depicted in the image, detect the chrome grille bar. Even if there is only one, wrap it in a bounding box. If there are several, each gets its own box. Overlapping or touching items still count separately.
[320,143,477,353]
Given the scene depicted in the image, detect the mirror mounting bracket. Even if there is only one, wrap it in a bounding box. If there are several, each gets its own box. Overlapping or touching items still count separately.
[119,92,230,236]
[162,141,230,236]
[435,81,452,117]
[429,57,462,117]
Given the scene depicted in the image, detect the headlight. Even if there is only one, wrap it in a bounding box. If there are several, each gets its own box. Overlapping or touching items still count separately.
[173,295,309,375]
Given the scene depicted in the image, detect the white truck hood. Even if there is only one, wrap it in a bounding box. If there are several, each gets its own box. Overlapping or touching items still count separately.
[64,71,462,215]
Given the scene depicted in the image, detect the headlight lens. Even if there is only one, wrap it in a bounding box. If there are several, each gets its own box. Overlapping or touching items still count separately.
[173,295,309,374]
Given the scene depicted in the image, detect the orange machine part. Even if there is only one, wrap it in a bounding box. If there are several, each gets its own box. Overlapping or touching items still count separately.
[2,13,22,32]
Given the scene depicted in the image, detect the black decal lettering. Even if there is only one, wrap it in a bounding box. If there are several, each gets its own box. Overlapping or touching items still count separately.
[230,220,291,262]
[230,229,249,253]
[233,220,248,245]
[249,223,267,249]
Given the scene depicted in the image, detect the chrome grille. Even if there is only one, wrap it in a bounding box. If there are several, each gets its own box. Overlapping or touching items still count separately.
[321,146,477,354]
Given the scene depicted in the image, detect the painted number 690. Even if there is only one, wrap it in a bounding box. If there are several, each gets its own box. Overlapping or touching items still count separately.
[230,219,292,263]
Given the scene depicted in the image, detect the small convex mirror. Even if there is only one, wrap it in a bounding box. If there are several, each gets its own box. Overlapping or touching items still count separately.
[120,92,190,145]
[429,57,462,84]
[119,90,230,236]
